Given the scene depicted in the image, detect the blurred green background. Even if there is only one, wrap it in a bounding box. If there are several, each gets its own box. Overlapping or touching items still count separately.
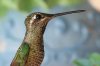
[0,0,84,16]
[0,0,100,66]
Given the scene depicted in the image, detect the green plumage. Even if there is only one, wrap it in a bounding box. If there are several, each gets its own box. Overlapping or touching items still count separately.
[11,42,30,66]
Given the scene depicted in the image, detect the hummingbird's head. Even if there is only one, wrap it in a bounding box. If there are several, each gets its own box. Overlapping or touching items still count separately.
[25,10,85,32]
[25,12,53,31]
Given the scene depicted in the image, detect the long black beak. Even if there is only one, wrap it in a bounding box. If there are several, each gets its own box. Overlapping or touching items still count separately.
[51,10,85,17]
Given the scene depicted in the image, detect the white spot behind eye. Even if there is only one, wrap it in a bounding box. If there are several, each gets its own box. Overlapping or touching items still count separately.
[33,15,37,19]
[29,15,37,28]
[30,15,37,24]
[29,17,34,28]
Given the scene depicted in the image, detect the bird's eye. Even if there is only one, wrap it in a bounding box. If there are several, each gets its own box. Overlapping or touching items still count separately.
[33,14,42,19]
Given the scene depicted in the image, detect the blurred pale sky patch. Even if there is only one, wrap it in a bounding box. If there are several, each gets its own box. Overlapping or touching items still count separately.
[0,39,7,53]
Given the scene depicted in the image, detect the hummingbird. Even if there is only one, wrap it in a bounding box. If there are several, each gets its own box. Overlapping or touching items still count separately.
[10,10,85,66]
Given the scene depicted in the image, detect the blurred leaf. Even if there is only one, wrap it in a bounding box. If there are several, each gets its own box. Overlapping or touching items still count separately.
[18,0,48,12]
[0,2,9,16]
[73,60,83,66]
[58,0,84,6]
[73,53,100,66]
[89,53,100,65]
[0,0,18,16]
[18,0,33,12]
[90,53,100,61]
[32,0,48,10]
[45,0,58,8]
[1,0,18,9]
[68,0,84,5]
[73,59,90,66]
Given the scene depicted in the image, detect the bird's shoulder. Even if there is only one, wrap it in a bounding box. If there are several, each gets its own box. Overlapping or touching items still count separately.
[10,42,30,66]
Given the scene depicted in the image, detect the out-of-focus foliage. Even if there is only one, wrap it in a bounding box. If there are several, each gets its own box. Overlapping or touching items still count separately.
[1,0,18,9]
[18,0,34,12]
[58,0,84,6]
[0,0,8,16]
[0,0,18,17]
[0,0,84,16]
[44,0,84,8]
[73,53,100,66]
[18,0,48,12]
[44,0,58,8]
[0,3,8,16]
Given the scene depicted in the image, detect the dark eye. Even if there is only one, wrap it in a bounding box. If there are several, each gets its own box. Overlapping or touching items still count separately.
[33,14,42,19]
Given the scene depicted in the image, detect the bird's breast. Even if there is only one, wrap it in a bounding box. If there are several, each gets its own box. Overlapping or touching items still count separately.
[25,43,44,66]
